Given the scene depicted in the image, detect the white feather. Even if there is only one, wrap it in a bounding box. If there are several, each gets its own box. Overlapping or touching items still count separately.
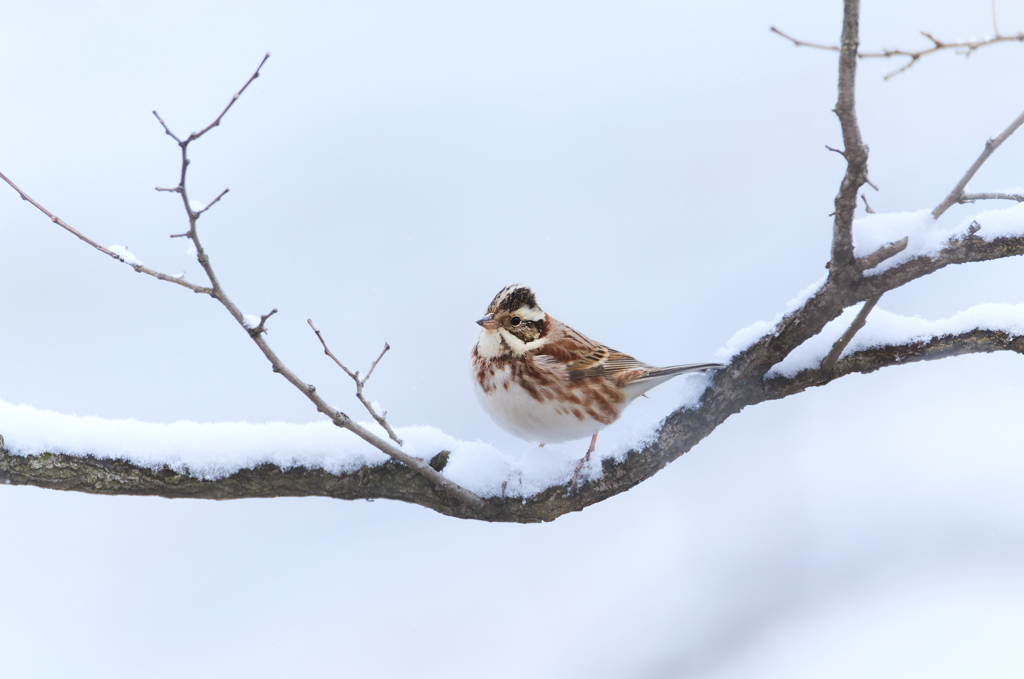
[472,362,609,443]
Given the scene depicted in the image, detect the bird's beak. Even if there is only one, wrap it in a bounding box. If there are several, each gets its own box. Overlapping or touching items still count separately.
[476,314,499,330]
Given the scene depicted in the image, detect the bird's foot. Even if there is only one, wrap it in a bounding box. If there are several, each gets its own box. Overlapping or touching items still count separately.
[569,434,599,489]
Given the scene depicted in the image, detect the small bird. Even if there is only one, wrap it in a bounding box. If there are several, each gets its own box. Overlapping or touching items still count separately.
[471,284,724,483]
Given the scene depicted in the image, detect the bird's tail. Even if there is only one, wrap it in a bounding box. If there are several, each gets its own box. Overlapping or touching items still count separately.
[644,362,725,380]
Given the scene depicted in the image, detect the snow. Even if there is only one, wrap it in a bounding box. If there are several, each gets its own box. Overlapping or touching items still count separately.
[718,202,1024,366]
[242,314,261,328]
[109,244,143,266]
[768,302,1024,379]
[0,370,715,497]
[853,202,1024,275]
[716,276,827,362]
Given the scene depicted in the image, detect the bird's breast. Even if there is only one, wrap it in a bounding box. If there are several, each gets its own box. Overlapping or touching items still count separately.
[471,353,626,443]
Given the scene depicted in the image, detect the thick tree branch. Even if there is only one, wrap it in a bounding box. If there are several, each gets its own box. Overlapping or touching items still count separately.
[4,326,1020,522]
[830,0,868,275]
[764,328,1024,400]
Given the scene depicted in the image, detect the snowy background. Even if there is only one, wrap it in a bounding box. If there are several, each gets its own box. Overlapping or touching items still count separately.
[3,0,1024,677]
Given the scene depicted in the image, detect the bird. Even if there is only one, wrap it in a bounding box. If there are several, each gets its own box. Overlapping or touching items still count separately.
[471,284,724,484]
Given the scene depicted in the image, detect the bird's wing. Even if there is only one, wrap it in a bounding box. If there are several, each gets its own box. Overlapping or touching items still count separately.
[532,322,653,382]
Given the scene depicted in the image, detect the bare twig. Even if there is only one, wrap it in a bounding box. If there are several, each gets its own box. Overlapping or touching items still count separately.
[861,194,876,213]
[307,320,404,446]
[190,53,270,143]
[820,295,880,371]
[249,308,278,337]
[771,24,1024,80]
[364,342,390,384]
[152,112,182,144]
[0,170,213,295]
[932,108,1024,219]
[194,188,230,217]
[960,191,1024,204]
[1,171,124,261]
[771,26,839,53]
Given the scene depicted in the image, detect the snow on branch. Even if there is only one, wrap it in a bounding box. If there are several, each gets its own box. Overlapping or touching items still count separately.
[769,303,1024,379]
[3,1,1024,523]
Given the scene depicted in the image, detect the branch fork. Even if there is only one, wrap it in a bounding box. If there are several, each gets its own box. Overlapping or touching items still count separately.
[307,320,403,446]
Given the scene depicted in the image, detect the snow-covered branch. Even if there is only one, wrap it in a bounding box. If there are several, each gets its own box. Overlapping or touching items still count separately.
[1,1,1024,522]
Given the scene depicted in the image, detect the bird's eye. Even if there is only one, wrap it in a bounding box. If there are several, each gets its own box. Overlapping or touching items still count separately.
[510,316,521,326]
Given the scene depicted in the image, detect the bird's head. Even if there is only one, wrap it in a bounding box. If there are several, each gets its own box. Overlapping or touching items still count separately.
[475,284,548,356]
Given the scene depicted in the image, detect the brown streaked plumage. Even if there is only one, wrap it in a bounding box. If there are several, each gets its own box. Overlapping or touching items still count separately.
[471,284,724,484]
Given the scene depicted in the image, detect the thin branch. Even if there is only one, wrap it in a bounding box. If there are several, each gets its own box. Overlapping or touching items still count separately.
[0,170,213,295]
[1,171,123,261]
[861,194,876,213]
[932,108,1024,219]
[126,265,213,294]
[364,342,390,384]
[960,191,1024,204]
[194,188,230,217]
[820,294,880,371]
[152,111,182,144]
[771,26,839,53]
[771,25,1024,80]
[189,53,270,143]
[308,320,404,446]
[249,308,278,337]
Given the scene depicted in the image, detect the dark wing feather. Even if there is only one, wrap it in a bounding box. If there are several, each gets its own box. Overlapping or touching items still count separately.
[533,319,724,384]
